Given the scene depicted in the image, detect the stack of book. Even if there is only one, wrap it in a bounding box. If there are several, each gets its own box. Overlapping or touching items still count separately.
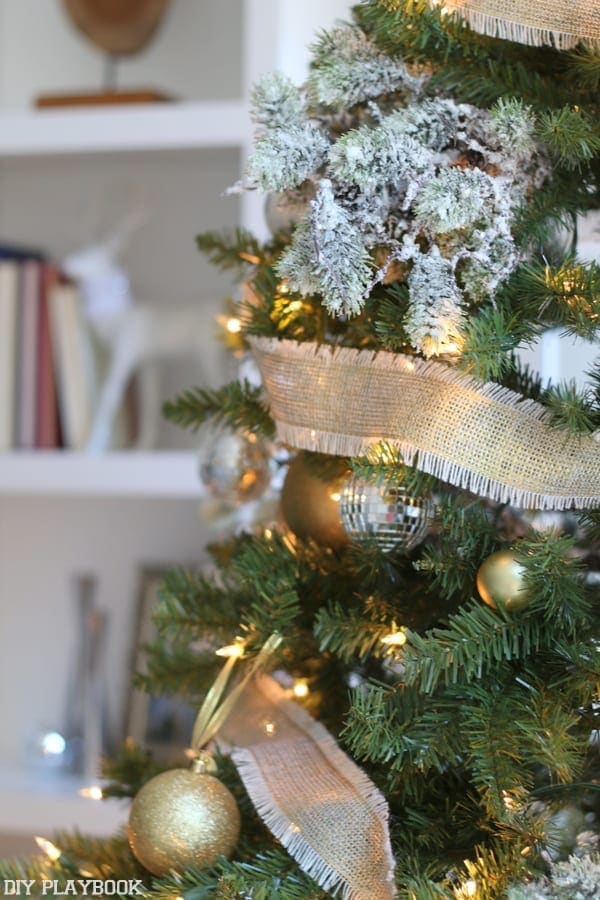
[0,243,96,451]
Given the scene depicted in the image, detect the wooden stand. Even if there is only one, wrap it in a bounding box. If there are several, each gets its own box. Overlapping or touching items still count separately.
[36,89,173,108]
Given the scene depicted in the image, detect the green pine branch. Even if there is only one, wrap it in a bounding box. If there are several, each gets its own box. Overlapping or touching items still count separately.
[196,227,267,274]
[416,496,500,605]
[517,533,592,634]
[163,379,275,439]
[460,307,526,383]
[101,742,166,799]
[400,601,551,695]
[153,567,244,642]
[144,849,327,899]
[314,595,400,662]
[537,107,600,169]
[344,681,463,776]
[542,381,599,435]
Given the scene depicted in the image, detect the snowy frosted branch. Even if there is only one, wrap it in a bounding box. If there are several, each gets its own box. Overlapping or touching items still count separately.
[307,25,419,109]
[277,180,372,317]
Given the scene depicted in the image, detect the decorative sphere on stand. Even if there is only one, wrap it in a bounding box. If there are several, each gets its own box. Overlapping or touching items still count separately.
[128,767,241,876]
[281,455,349,549]
[476,549,530,611]
[199,427,271,503]
[340,476,434,553]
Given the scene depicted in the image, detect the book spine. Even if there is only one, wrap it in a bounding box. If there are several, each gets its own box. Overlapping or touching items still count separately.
[49,282,94,449]
[16,260,41,449]
[0,262,19,450]
[36,264,61,448]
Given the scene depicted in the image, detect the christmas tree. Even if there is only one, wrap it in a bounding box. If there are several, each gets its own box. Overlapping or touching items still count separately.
[4,1,600,897]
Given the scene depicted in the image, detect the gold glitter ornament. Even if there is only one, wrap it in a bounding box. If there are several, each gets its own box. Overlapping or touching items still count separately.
[476,549,530,612]
[128,766,241,876]
[281,455,349,549]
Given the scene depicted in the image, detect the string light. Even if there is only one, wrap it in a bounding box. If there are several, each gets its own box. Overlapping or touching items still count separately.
[381,626,408,649]
[292,678,310,699]
[41,731,66,756]
[78,785,103,800]
[35,837,62,861]
[463,880,478,897]
[226,316,242,334]
[216,638,246,659]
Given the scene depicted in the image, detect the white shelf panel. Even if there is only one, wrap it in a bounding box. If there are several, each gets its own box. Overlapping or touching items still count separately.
[0,766,126,836]
[0,100,248,157]
[0,451,204,498]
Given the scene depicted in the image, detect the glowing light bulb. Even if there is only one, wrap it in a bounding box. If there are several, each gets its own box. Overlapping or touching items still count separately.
[381,627,407,648]
[464,881,478,897]
[292,678,309,699]
[78,785,103,800]
[501,789,518,810]
[35,837,62,861]
[41,731,66,756]
[216,639,246,659]
[226,317,242,334]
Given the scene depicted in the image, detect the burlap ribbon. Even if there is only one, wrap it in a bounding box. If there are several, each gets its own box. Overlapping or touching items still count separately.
[249,337,600,510]
[220,676,396,900]
[431,0,600,48]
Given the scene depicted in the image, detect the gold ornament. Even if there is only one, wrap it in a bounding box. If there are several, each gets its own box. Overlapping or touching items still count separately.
[128,635,281,877]
[281,455,349,549]
[128,766,241,876]
[476,550,530,611]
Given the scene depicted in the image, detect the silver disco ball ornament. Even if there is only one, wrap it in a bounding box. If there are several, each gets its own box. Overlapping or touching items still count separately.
[199,428,271,503]
[340,476,435,553]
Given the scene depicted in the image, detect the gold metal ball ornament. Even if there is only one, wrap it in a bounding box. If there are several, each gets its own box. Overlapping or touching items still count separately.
[476,550,530,612]
[128,768,241,876]
[281,455,349,549]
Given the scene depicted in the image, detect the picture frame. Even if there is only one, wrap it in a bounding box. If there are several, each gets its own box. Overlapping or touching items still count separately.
[124,566,197,762]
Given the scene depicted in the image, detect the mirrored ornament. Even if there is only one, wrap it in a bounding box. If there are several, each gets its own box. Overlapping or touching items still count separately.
[199,428,271,503]
[340,477,435,553]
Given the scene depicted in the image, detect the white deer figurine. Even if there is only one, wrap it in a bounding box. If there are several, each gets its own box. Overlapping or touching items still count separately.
[63,214,218,453]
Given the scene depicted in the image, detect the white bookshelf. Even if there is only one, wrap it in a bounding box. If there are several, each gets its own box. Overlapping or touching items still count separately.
[0,452,204,498]
[0,767,126,836]
[0,101,248,157]
[0,0,354,844]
